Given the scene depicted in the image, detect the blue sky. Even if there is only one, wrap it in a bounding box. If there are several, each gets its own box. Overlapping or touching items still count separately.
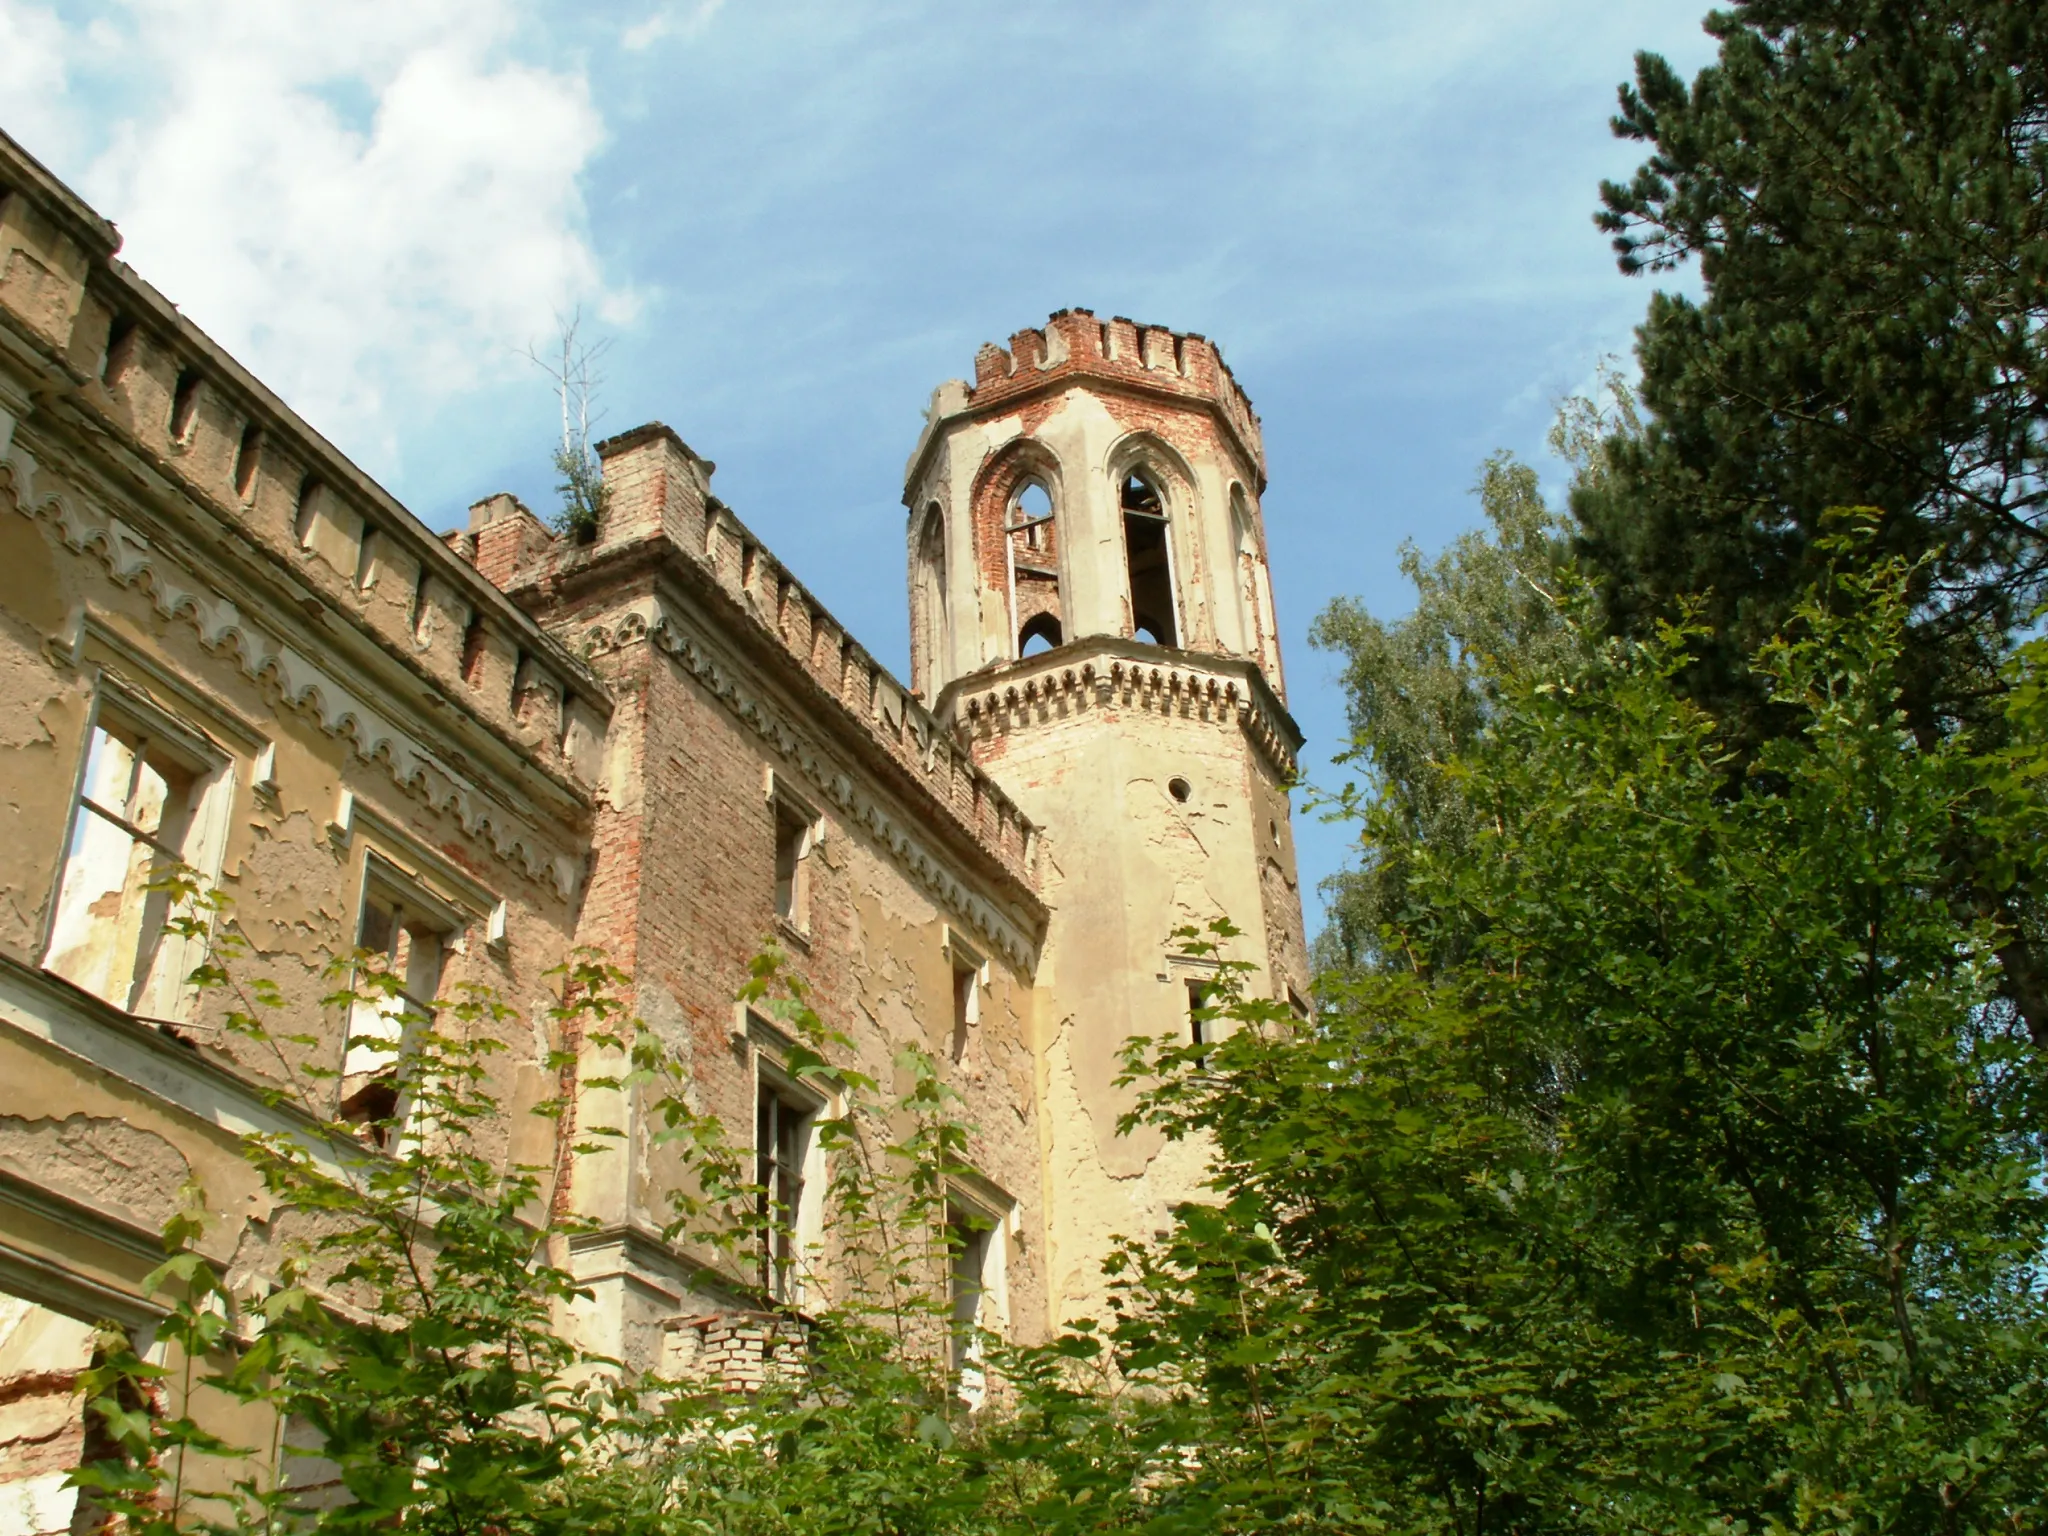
[4,0,1721,933]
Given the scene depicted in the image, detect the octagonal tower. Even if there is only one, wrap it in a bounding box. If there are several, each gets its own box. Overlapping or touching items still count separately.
[905,311,1309,1327]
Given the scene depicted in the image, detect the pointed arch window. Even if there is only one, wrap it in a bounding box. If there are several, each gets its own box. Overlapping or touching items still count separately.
[1006,478,1062,659]
[1121,471,1178,647]
[913,504,948,689]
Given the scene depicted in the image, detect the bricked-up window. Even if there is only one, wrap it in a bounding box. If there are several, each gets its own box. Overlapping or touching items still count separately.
[45,697,226,1018]
[772,792,818,933]
[339,869,451,1147]
[757,1081,813,1303]
[1121,471,1178,646]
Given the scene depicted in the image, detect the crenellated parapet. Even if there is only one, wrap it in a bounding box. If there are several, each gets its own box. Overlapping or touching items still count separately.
[905,309,1265,496]
[0,125,609,887]
[490,422,1046,956]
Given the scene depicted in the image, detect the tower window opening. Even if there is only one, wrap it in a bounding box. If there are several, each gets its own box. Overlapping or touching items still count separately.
[1010,481,1054,553]
[1121,471,1177,647]
[1186,979,1211,1067]
[1018,613,1062,656]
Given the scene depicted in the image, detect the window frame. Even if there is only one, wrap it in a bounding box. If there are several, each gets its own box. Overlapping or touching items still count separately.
[336,849,474,1147]
[766,770,824,938]
[42,681,235,1022]
[746,1022,830,1308]
[944,926,987,1065]
[943,1174,1014,1409]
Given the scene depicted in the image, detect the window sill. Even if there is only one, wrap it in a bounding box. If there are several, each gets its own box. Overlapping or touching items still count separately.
[774,917,812,953]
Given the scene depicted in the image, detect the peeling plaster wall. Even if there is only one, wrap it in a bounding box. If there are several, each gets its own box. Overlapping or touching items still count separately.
[550,568,1050,1358]
[961,662,1307,1326]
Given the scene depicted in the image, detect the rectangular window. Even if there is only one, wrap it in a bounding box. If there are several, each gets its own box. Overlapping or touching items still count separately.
[339,872,450,1148]
[757,1080,814,1303]
[948,930,985,1064]
[44,700,224,1018]
[1186,979,1211,1060]
[946,1189,1009,1409]
[771,784,820,934]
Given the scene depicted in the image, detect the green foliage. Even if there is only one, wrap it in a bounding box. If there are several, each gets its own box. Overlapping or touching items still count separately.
[1578,0,2048,733]
[1309,370,1636,974]
[1087,558,2048,1532]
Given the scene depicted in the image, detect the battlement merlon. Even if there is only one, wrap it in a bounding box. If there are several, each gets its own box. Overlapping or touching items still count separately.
[900,310,1268,503]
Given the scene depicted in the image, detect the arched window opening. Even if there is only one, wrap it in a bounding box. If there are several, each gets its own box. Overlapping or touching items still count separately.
[1007,476,1062,660]
[1010,480,1055,554]
[1121,471,1177,647]
[1019,613,1062,656]
[913,506,947,690]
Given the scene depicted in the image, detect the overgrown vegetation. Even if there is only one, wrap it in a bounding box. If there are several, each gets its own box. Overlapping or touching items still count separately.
[66,1,2048,1530]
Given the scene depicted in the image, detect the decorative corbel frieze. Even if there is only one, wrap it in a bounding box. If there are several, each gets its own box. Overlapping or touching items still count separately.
[3,439,583,899]
[584,596,1040,970]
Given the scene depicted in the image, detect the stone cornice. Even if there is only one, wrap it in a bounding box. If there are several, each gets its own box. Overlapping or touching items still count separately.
[936,637,1303,782]
[2,433,587,898]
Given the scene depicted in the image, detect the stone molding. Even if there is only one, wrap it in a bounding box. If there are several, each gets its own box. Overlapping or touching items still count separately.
[953,648,1300,781]
[581,596,1043,969]
[3,438,583,898]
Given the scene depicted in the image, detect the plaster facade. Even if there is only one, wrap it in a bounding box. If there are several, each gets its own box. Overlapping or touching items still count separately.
[0,124,1305,1529]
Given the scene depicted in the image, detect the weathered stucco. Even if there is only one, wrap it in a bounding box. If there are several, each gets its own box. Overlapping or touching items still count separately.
[0,118,1305,1506]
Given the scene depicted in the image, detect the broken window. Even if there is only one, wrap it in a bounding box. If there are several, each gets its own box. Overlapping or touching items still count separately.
[1011,481,1054,553]
[1007,480,1062,659]
[757,1078,815,1303]
[339,871,451,1147]
[44,699,223,1018]
[0,1290,105,1534]
[772,793,818,933]
[945,1187,1009,1409]
[912,505,947,689]
[1121,471,1178,646]
[948,931,985,1064]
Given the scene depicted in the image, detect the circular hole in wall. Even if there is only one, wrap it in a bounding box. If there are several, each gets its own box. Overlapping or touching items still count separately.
[1168,776,1193,803]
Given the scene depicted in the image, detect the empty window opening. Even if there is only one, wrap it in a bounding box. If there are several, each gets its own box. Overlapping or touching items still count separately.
[233,423,263,501]
[1187,979,1212,1064]
[1168,775,1192,803]
[773,795,817,931]
[1018,613,1062,657]
[1121,472,1177,646]
[0,1291,108,1534]
[949,936,984,1064]
[339,879,449,1148]
[101,314,138,386]
[757,1082,813,1303]
[948,1205,992,1378]
[1011,481,1054,552]
[913,506,947,688]
[45,706,216,1017]
[168,368,203,444]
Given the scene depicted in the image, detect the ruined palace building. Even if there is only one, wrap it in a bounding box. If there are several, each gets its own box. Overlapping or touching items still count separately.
[0,127,1306,1522]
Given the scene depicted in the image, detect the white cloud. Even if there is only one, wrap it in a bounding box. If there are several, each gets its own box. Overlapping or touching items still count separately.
[623,0,725,53]
[0,1,79,165]
[26,0,618,476]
